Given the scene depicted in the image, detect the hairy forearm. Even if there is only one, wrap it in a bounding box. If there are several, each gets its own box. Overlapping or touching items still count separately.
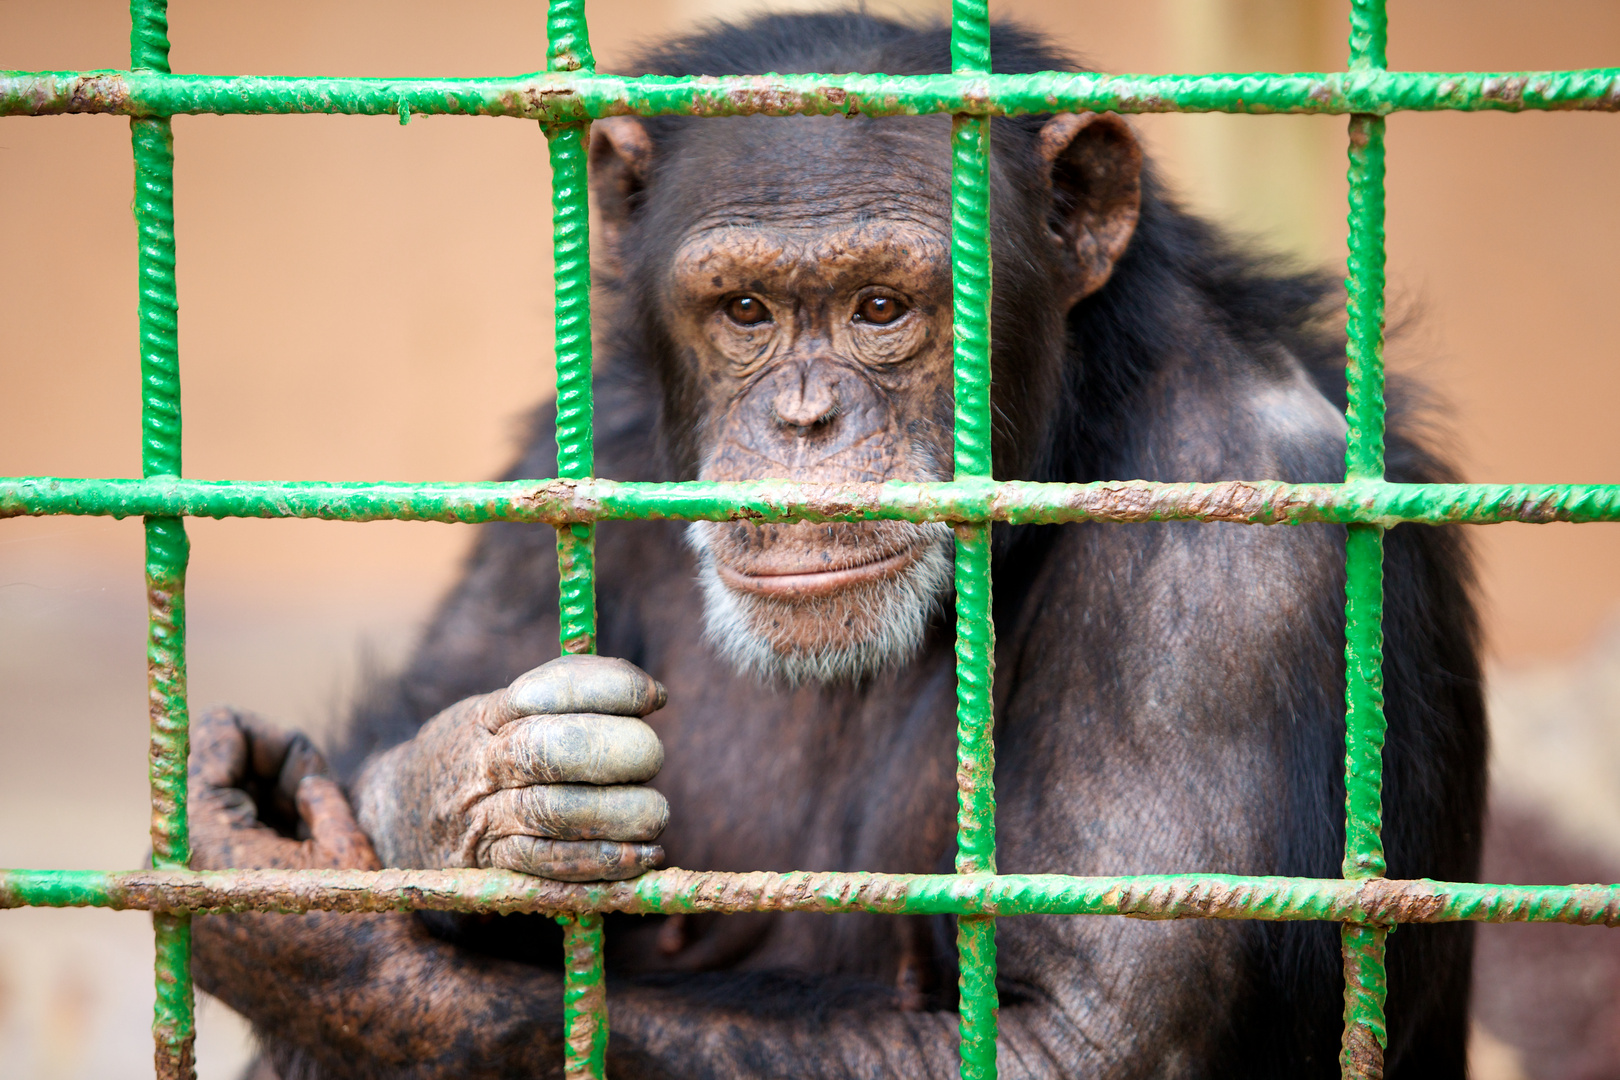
[195,911,567,1080]
[199,908,1143,1080]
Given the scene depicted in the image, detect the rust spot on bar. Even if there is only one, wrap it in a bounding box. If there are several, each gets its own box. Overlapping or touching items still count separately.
[1340,1023,1384,1080]
[1354,878,1445,923]
[525,479,593,524]
[1481,75,1530,106]
[153,1037,195,1080]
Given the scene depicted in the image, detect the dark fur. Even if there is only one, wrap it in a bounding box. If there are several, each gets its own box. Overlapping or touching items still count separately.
[219,13,1485,1078]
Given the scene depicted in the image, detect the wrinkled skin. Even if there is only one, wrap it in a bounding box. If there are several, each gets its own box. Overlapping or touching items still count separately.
[353,655,669,881]
[188,14,1486,1080]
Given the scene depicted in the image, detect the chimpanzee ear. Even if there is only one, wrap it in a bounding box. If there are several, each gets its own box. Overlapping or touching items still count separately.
[1038,112,1143,306]
[589,116,654,263]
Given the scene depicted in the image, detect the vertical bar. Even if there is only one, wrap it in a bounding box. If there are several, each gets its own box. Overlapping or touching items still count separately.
[561,913,609,1072]
[545,3,606,1078]
[551,118,597,657]
[951,2,997,1079]
[1340,1,1389,1077]
[131,1,195,1078]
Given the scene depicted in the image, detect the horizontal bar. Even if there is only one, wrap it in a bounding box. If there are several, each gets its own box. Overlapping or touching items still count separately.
[4,68,1617,120]
[4,868,1619,925]
[4,476,1619,527]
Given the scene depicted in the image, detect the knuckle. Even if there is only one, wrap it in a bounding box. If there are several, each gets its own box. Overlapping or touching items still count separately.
[505,714,664,785]
[486,836,661,882]
[512,782,668,842]
[505,654,666,718]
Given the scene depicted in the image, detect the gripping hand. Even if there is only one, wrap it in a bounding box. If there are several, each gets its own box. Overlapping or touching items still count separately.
[356,655,669,882]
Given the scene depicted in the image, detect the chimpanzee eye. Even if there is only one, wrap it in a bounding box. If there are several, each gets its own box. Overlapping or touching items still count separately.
[724,296,772,326]
[855,295,907,325]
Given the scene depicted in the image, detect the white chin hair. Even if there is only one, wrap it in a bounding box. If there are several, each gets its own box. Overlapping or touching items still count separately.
[686,521,955,686]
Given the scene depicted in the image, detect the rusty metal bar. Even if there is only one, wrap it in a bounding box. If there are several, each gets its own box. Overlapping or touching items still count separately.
[128,0,195,1076]
[9,868,1620,925]
[543,0,608,1073]
[5,67,1619,120]
[8,476,1620,527]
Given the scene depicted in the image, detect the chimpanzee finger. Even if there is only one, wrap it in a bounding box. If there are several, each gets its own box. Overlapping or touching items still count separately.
[480,783,670,844]
[493,655,667,728]
[486,714,664,786]
[295,776,381,871]
[481,836,663,882]
[189,707,254,789]
[226,713,330,825]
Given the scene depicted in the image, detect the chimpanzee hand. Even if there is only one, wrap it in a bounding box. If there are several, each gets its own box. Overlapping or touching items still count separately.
[353,655,669,882]
[189,708,381,872]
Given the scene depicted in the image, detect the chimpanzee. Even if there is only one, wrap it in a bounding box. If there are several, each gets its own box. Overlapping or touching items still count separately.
[187,11,1485,1079]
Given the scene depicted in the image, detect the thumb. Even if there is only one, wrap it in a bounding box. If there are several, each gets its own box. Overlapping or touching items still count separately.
[295,776,382,870]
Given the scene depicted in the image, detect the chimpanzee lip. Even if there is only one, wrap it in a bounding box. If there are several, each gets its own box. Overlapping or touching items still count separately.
[715,543,922,599]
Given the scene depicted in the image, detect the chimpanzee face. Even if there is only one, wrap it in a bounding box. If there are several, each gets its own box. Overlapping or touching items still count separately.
[591,111,1141,683]
[658,119,957,683]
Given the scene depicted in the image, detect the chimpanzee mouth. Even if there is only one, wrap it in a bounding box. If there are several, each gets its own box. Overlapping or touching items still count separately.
[713,544,924,599]
[686,520,955,685]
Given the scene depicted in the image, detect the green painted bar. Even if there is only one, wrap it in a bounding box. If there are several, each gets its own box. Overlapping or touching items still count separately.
[1343,115,1386,482]
[547,121,598,658]
[1339,924,1389,1079]
[7,867,1620,926]
[544,3,608,1075]
[950,2,999,1076]
[1339,1,1392,1076]
[1341,526,1387,881]
[129,0,195,1076]
[5,67,1619,120]
[546,0,595,75]
[560,913,608,1080]
[6,475,1620,526]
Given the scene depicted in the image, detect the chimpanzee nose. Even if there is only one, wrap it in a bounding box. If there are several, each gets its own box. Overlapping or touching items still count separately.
[771,372,839,434]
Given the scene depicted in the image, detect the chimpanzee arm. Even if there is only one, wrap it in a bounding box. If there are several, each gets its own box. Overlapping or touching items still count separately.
[191,647,1275,1080]
[202,909,1236,1080]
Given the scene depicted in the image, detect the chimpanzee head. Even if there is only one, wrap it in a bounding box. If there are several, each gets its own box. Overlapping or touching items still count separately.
[589,16,1142,683]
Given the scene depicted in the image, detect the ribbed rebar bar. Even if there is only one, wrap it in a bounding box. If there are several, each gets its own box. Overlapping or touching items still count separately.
[548,120,597,658]
[7,67,1619,120]
[8,868,1620,926]
[8,476,1619,527]
[1339,2,1392,1075]
[545,2,606,1073]
[950,2,999,1076]
[130,0,195,1075]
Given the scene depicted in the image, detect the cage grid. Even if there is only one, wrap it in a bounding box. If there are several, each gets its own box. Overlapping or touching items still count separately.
[2,0,1619,1077]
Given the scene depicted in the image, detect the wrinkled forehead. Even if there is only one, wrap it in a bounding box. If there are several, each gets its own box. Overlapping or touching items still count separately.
[649,115,954,235]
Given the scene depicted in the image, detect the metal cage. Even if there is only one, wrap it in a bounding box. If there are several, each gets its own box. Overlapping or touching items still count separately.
[3,1,1619,1077]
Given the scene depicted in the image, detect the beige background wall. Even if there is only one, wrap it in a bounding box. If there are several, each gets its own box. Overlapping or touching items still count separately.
[1,1,1616,1077]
